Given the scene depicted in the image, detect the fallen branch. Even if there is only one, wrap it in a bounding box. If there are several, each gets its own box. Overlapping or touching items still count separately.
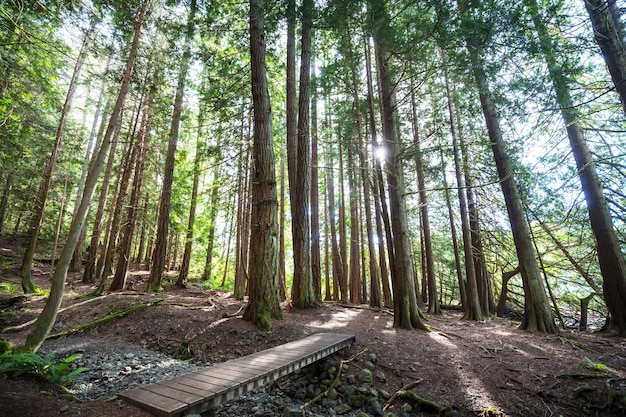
[301,348,368,411]
[382,379,424,412]
[557,373,607,380]
[399,390,452,416]
[2,292,151,333]
[47,299,164,339]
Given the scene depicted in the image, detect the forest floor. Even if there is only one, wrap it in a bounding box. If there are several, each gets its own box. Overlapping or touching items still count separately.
[0,246,625,416]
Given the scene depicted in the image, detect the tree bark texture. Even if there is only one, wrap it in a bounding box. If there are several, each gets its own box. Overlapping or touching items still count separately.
[243,0,283,330]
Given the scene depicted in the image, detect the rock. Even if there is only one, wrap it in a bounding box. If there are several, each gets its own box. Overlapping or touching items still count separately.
[364,361,376,370]
[282,404,302,417]
[358,368,373,384]
[334,403,352,415]
[327,387,338,400]
[369,353,377,363]
[375,371,386,382]
[366,398,384,417]
[343,384,357,395]
[355,412,371,417]
[347,394,367,408]
[379,389,391,400]
[347,374,357,384]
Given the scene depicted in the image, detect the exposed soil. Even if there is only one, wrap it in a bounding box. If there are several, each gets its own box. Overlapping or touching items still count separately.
[1,244,625,416]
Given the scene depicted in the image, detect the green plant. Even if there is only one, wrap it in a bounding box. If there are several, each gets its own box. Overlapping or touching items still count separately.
[0,282,19,294]
[0,349,89,387]
[583,357,616,374]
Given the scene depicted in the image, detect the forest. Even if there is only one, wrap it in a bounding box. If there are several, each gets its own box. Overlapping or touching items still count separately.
[0,0,626,411]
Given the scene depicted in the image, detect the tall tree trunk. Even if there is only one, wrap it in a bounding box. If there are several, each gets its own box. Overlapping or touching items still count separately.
[411,89,439,314]
[584,0,626,115]
[177,118,203,287]
[351,59,382,309]
[290,0,315,308]
[70,75,107,272]
[310,41,322,303]
[459,0,555,332]
[22,0,148,352]
[364,37,392,308]
[201,165,221,283]
[368,0,426,330]
[243,0,283,330]
[338,142,349,300]
[134,191,149,264]
[440,149,465,308]
[234,142,251,299]
[82,97,120,284]
[529,0,626,335]
[0,172,14,234]
[95,102,141,293]
[348,146,362,304]
[110,99,150,291]
[278,157,287,299]
[21,27,92,293]
[148,0,197,292]
[326,141,344,301]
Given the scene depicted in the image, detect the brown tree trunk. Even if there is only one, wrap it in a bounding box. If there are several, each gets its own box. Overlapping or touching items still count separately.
[234,143,251,299]
[70,78,106,272]
[310,43,322,303]
[148,0,196,292]
[22,0,148,352]
[460,2,554,331]
[326,141,344,301]
[444,49,482,320]
[584,0,626,115]
[528,0,626,335]
[243,0,283,330]
[369,0,426,330]
[364,37,392,308]
[110,99,150,291]
[411,89,439,314]
[82,97,121,284]
[338,143,349,301]
[177,112,203,287]
[290,0,315,308]
[278,157,287,299]
[95,102,142,293]
[21,27,92,293]
[348,145,362,304]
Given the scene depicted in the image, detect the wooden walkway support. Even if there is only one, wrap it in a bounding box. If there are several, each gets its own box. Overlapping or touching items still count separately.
[119,332,355,417]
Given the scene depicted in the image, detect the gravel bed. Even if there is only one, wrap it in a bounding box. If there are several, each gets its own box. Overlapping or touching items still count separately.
[38,339,383,417]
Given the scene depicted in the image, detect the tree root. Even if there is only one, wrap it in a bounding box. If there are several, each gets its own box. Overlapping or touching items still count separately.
[47,299,164,339]
[382,379,423,411]
[300,348,368,411]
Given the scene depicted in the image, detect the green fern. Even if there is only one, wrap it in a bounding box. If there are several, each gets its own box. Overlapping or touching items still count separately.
[0,350,89,387]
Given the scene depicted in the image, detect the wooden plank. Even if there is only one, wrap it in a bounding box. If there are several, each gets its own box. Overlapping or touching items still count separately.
[121,387,188,417]
[119,332,355,417]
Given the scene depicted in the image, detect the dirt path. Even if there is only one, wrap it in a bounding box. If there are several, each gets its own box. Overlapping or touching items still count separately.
[1,268,625,416]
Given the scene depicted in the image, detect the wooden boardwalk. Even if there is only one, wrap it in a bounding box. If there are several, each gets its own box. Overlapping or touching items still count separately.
[119,332,355,417]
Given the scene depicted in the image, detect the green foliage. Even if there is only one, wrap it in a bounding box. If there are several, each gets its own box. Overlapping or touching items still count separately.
[0,349,88,387]
[583,357,616,374]
[0,282,19,294]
